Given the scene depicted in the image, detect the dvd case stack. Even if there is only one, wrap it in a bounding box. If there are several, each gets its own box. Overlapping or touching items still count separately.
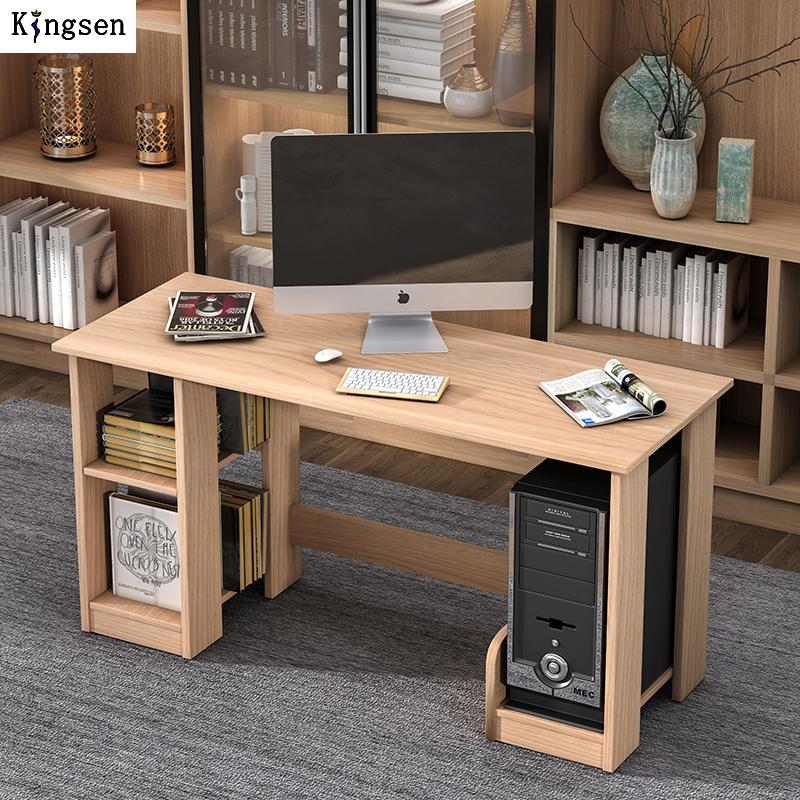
[576,231,751,349]
[0,196,118,329]
[337,0,476,104]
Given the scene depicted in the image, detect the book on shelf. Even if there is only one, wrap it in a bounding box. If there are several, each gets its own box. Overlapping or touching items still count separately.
[540,358,667,428]
[373,13,475,42]
[75,230,119,329]
[0,197,48,318]
[229,244,274,288]
[377,0,475,25]
[374,35,475,65]
[108,483,268,610]
[575,231,750,350]
[309,0,342,93]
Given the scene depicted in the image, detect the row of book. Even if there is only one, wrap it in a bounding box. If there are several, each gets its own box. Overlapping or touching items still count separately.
[229,245,274,287]
[337,0,477,105]
[109,483,267,612]
[205,0,341,94]
[0,197,118,329]
[577,230,751,349]
[102,380,269,480]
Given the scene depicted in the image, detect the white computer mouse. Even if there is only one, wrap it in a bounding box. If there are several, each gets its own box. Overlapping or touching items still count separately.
[314,348,343,363]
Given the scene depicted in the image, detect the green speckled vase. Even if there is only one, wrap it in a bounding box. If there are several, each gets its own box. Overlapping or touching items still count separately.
[650,131,698,219]
[600,54,706,191]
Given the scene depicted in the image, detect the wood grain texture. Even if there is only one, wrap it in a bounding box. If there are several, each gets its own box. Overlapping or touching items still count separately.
[0,130,187,209]
[485,625,508,742]
[262,400,302,598]
[137,0,182,34]
[90,590,183,655]
[552,173,800,262]
[0,56,34,140]
[611,0,800,202]
[300,406,540,475]
[52,274,731,476]
[68,357,115,630]
[174,379,223,658]
[764,388,800,485]
[552,0,615,204]
[673,404,716,701]
[766,259,800,376]
[640,667,673,707]
[84,458,178,495]
[714,487,800,536]
[602,461,649,772]
[290,504,508,595]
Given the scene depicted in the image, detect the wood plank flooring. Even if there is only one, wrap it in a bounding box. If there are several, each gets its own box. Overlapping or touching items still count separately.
[2,360,798,573]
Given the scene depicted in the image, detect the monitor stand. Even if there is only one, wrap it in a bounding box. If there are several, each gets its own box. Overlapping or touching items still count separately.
[361,312,448,354]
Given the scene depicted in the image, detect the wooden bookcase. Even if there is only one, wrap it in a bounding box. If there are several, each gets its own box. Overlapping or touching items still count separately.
[548,0,800,534]
[0,0,193,386]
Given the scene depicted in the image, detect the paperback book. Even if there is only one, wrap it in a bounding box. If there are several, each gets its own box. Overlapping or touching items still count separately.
[540,358,667,428]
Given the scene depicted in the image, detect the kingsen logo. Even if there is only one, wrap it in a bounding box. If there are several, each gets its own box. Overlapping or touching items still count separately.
[11,9,127,43]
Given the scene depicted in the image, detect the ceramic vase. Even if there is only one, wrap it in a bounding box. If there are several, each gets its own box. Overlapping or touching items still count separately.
[650,131,698,219]
[492,0,534,127]
[444,64,494,119]
[600,53,705,191]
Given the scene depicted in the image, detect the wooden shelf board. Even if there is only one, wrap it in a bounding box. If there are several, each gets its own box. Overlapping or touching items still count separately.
[90,590,181,630]
[0,130,187,209]
[552,173,800,262]
[776,357,800,391]
[221,590,237,604]
[84,458,177,494]
[552,321,765,384]
[136,0,182,35]
[771,459,800,505]
[0,316,68,344]
[715,421,760,493]
[203,83,515,132]
[207,213,273,250]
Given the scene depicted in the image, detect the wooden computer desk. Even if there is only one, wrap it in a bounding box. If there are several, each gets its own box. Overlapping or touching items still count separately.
[53,272,731,772]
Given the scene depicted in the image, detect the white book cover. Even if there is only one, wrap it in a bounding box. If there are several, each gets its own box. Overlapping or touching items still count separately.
[716,254,750,348]
[228,244,252,281]
[702,254,720,346]
[576,247,583,322]
[609,236,629,329]
[375,14,475,42]
[376,37,474,65]
[378,71,448,90]
[658,244,689,338]
[75,230,118,328]
[20,201,63,322]
[671,268,679,339]
[60,209,111,331]
[644,249,658,336]
[620,246,630,330]
[622,239,650,333]
[580,230,607,324]
[377,80,442,103]
[377,56,465,80]
[710,270,721,348]
[0,198,47,317]
[34,206,74,324]
[377,0,475,24]
[674,262,686,340]
[241,246,273,287]
[11,231,23,318]
[109,492,181,612]
[601,241,614,327]
[377,29,473,52]
[682,256,695,343]
[49,209,90,328]
[636,256,647,332]
[594,251,603,324]
[28,202,69,324]
[690,251,714,345]
[653,249,664,337]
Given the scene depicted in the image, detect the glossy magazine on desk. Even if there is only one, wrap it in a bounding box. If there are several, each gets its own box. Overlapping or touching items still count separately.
[540,358,667,427]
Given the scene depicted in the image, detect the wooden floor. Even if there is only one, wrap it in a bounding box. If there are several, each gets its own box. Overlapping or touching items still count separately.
[2,360,798,573]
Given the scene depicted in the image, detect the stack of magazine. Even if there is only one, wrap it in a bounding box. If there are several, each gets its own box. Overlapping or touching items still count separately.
[540,359,667,428]
[164,290,264,342]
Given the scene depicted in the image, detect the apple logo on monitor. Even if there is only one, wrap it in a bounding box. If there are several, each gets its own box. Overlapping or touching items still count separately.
[397,290,410,305]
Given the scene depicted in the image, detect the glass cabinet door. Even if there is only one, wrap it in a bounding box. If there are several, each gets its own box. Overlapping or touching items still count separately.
[197,0,351,278]
[373,0,535,133]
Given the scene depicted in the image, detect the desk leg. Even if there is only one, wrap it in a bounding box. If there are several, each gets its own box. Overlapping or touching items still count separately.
[69,356,114,631]
[174,379,223,658]
[673,404,716,700]
[603,461,648,772]
[263,400,301,598]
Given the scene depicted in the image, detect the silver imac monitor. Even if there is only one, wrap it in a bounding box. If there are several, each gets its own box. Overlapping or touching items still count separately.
[271,131,534,354]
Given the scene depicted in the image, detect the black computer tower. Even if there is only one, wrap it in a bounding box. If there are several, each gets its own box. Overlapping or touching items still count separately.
[505,435,681,730]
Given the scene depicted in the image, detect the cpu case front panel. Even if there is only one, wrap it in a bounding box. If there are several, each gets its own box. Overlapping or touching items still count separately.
[506,492,607,721]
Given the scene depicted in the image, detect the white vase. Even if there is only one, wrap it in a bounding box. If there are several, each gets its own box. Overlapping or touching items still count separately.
[650,131,698,220]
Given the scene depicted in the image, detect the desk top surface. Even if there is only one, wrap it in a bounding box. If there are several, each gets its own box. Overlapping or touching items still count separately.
[54,273,732,474]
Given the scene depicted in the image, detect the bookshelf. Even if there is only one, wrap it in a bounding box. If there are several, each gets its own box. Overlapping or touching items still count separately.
[548,0,800,534]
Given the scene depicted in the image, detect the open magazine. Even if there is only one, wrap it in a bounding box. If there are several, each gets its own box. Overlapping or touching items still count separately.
[540,359,667,428]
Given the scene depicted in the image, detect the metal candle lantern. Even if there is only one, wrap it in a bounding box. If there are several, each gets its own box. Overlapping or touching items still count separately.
[34,55,97,160]
[135,102,176,166]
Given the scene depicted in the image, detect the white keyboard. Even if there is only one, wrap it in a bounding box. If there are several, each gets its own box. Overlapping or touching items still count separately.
[335,367,450,403]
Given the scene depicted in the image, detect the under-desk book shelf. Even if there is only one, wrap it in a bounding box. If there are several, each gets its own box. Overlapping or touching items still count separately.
[548,175,800,524]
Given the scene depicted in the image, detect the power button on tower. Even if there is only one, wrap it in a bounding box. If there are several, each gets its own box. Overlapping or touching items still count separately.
[540,653,569,683]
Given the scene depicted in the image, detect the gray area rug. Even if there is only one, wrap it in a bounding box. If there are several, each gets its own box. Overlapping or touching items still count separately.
[0,396,798,800]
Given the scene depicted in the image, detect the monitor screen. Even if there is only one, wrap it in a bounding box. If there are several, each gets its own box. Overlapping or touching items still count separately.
[271,132,534,289]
